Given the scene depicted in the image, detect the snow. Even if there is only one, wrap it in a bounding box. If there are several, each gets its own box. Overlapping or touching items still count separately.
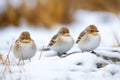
[0,10,120,80]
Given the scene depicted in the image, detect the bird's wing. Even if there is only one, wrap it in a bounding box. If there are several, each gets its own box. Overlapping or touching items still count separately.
[15,39,19,43]
[48,34,58,46]
[76,31,86,43]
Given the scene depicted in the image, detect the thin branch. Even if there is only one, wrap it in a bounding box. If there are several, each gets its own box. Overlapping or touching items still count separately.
[39,45,44,60]
[113,32,120,47]
[5,43,13,65]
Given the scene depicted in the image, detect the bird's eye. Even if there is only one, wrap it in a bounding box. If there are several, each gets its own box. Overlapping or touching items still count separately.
[89,30,93,32]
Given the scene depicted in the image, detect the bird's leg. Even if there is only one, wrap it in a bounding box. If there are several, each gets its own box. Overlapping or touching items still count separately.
[22,59,24,65]
[17,59,21,65]
[17,52,24,65]
[91,51,96,54]
[63,52,67,56]
[58,53,62,57]
[29,59,31,62]
[62,53,67,57]
[17,59,24,65]
[81,50,84,53]
[63,53,66,55]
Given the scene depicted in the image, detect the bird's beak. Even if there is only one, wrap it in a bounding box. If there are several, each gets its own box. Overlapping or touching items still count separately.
[96,30,99,32]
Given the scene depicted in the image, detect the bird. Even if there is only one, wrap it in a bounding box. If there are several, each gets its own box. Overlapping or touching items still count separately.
[47,27,74,57]
[13,31,36,64]
[76,25,101,53]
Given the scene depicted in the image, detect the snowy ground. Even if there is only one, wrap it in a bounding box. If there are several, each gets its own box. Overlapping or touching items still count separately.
[0,10,120,80]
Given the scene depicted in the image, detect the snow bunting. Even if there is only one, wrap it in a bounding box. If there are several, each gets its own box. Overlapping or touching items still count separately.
[76,25,101,53]
[13,31,36,63]
[48,27,74,57]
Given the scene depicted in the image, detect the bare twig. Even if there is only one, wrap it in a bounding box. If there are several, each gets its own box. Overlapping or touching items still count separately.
[4,43,13,65]
[39,45,44,60]
[3,43,13,73]
[113,32,120,47]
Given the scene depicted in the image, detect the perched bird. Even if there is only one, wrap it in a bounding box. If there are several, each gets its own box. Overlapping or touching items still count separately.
[48,27,74,57]
[13,31,36,64]
[76,25,101,53]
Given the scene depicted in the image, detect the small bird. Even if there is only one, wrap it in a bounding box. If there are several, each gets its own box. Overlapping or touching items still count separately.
[13,31,36,64]
[76,25,101,53]
[48,27,74,57]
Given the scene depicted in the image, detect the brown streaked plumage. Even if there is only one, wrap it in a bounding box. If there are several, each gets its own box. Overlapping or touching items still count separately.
[48,34,58,46]
[76,31,86,43]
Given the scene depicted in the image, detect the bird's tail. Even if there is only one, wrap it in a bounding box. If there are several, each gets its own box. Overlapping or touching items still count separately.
[43,48,50,51]
[40,46,50,51]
